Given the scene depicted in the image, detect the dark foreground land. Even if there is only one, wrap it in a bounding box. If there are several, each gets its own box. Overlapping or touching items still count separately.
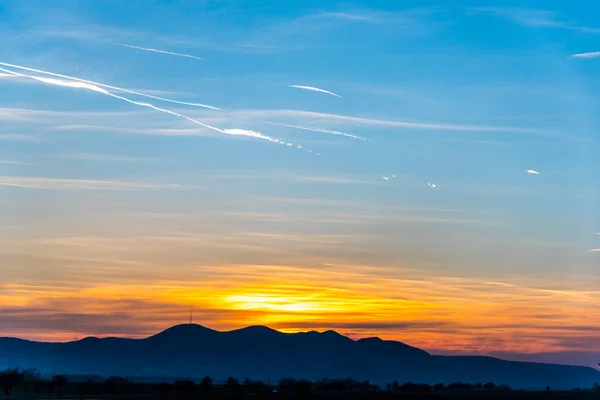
[4,381,600,400]
[5,391,600,400]
[4,368,600,400]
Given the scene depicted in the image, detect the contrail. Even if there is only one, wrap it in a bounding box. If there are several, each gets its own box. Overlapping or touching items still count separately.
[0,68,306,149]
[116,43,203,61]
[526,169,541,175]
[0,68,223,133]
[0,61,366,143]
[0,61,221,111]
[289,85,343,99]
[234,113,366,141]
[572,52,600,59]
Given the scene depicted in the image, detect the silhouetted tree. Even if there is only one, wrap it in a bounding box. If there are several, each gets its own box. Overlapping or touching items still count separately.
[159,382,171,399]
[447,381,473,391]
[79,379,94,400]
[497,384,511,392]
[225,377,240,388]
[104,376,129,394]
[175,380,196,395]
[225,377,243,398]
[483,382,496,391]
[200,376,213,392]
[399,382,431,393]
[22,368,41,393]
[295,380,312,398]
[433,383,445,392]
[593,382,600,391]
[0,368,24,395]
[52,374,68,399]
[244,378,266,393]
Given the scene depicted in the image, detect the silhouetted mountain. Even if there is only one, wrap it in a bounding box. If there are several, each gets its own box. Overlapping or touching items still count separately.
[0,324,598,390]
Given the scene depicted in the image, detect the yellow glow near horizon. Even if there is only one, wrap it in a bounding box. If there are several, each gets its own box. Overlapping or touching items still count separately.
[225,294,322,312]
[2,262,600,354]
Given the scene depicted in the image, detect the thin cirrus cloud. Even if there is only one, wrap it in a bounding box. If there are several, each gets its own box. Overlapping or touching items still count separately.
[0,66,307,150]
[0,176,178,190]
[62,153,156,162]
[0,159,35,166]
[526,169,541,175]
[0,134,41,143]
[318,11,378,22]
[238,109,550,135]
[289,85,343,98]
[470,7,600,33]
[115,43,203,61]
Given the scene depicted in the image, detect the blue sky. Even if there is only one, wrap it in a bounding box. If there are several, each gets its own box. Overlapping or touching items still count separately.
[1,0,600,361]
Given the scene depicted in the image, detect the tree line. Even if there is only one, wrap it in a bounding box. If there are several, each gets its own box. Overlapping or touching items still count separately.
[3,368,600,397]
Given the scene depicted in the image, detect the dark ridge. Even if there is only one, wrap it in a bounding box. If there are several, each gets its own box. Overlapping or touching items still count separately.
[0,324,598,390]
[149,323,217,339]
[224,325,281,335]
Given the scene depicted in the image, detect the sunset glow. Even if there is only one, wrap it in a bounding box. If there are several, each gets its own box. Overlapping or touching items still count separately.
[2,0,600,370]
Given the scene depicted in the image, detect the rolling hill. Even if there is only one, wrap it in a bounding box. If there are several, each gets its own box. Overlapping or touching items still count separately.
[0,324,598,390]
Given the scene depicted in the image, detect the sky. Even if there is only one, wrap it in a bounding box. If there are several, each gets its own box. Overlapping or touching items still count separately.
[1,0,600,366]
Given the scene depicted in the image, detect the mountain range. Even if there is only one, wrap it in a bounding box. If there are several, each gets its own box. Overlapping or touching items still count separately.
[1,324,598,390]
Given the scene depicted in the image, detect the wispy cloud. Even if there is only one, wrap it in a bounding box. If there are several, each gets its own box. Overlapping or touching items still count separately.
[115,43,203,61]
[589,249,600,253]
[0,159,35,166]
[2,63,368,144]
[318,12,379,22]
[571,52,600,59]
[317,7,442,27]
[62,153,155,162]
[238,109,551,135]
[0,176,179,191]
[526,169,541,175]
[0,134,41,143]
[289,85,343,99]
[0,61,222,111]
[0,65,304,149]
[295,176,370,184]
[471,7,600,33]
[0,67,222,133]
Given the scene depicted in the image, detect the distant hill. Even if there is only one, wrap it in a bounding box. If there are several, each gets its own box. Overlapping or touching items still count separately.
[0,324,598,390]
